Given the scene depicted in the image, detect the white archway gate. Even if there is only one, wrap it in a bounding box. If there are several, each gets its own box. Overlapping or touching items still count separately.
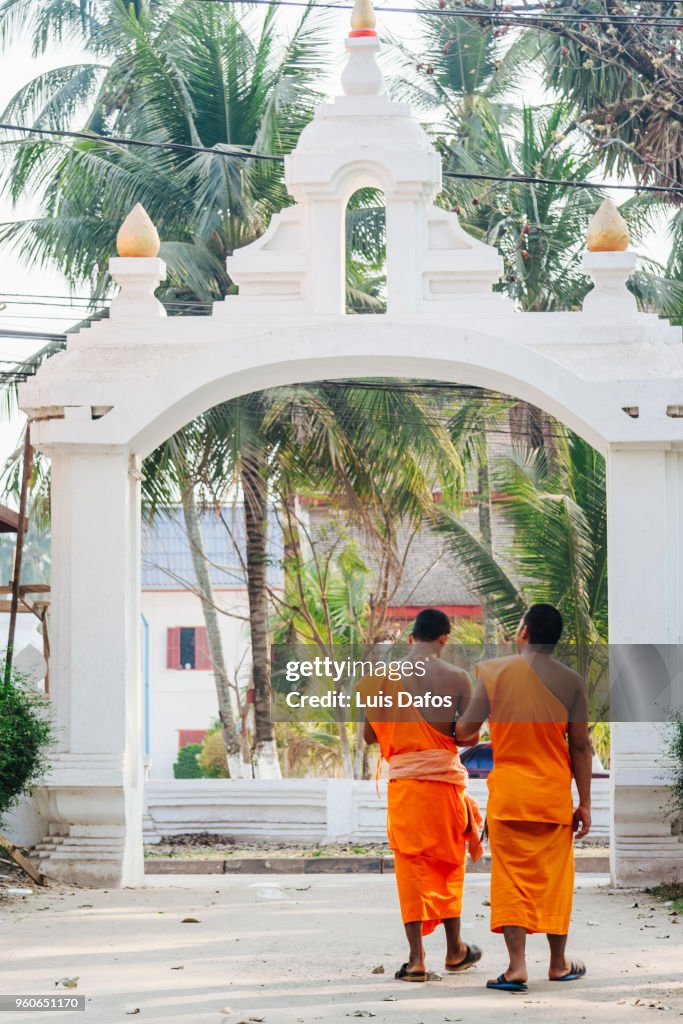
[20,10,683,887]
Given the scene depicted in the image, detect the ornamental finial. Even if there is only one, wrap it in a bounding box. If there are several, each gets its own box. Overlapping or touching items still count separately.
[350,0,376,36]
[586,198,629,252]
[116,203,161,258]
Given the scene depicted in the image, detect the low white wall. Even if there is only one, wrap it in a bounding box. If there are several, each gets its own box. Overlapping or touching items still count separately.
[143,777,611,844]
[2,794,48,849]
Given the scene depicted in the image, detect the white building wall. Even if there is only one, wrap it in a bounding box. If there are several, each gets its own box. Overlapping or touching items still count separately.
[141,589,251,780]
[0,612,45,672]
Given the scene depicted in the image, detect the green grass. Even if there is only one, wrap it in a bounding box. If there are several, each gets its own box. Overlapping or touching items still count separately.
[645,882,683,912]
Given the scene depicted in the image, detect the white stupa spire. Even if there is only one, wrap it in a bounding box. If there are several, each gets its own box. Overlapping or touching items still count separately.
[341,0,384,96]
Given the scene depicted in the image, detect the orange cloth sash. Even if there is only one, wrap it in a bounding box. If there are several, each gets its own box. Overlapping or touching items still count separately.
[387,749,485,863]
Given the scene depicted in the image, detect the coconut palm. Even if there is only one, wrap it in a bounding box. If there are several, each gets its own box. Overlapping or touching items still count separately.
[435,430,608,662]
[165,382,462,777]
[0,0,328,301]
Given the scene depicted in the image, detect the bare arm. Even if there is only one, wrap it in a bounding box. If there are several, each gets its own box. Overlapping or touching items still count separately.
[455,676,489,746]
[363,719,378,745]
[568,679,592,839]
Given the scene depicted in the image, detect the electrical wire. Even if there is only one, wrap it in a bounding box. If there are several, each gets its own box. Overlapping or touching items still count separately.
[1,121,683,196]
[195,0,683,26]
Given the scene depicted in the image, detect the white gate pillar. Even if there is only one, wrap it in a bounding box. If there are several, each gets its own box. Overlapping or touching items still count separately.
[607,445,683,885]
[33,443,144,887]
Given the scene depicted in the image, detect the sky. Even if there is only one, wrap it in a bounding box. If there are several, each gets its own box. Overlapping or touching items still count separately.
[0,4,674,489]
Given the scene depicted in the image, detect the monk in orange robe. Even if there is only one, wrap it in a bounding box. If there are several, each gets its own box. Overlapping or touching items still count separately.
[359,608,484,982]
[456,603,592,993]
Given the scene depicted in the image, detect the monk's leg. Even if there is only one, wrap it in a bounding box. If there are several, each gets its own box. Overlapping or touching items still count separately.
[443,918,468,965]
[502,926,528,983]
[547,933,568,977]
[404,921,425,974]
[547,934,585,978]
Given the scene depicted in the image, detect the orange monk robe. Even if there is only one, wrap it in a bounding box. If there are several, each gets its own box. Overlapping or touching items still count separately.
[357,675,482,936]
[476,654,575,935]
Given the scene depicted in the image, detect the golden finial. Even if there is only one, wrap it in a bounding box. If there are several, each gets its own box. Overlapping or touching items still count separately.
[350,0,376,35]
[586,198,629,252]
[116,203,161,258]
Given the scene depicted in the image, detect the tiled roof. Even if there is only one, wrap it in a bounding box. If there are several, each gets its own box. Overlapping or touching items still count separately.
[141,506,283,590]
[306,503,482,609]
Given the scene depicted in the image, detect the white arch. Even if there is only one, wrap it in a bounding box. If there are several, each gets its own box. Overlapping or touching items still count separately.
[38,322,620,458]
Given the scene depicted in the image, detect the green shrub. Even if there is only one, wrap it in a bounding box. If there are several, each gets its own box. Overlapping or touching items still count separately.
[668,713,683,829]
[172,743,203,779]
[198,730,228,778]
[0,671,53,824]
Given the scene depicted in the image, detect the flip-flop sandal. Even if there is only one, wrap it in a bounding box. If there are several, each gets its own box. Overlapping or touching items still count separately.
[486,973,528,993]
[445,943,483,973]
[550,961,587,982]
[395,962,427,982]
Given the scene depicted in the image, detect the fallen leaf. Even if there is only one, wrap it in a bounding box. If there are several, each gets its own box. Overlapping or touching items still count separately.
[371,965,385,975]
[249,1018,265,1022]
[346,1013,376,1018]
[170,965,184,970]
[181,917,200,924]
[382,996,397,1002]
[125,1011,140,1017]
[55,978,79,989]
[586,921,599,927]
[481,899,491,907]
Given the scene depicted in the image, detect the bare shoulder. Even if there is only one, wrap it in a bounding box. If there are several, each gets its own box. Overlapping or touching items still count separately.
[553,659,585,688]
[551,658,587,703]
[430,659,472,695]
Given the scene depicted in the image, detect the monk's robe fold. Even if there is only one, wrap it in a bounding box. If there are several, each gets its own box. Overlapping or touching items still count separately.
[476,654,575,935]
[358,676,482,936]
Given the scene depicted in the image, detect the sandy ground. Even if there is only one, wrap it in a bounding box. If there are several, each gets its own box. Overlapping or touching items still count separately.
[2,873,682,1023]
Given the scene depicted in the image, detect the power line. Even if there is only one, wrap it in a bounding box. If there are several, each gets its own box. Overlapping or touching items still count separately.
[0,329,66,342]
[196,0,683,26]
[0,122,282,164]
[1,122,682,196]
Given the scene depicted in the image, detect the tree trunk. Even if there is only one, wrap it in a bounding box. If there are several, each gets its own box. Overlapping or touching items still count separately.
[353,718,368,779]
[335,711,354,779]
[478,446,497,657]
[179,477,243,778]
[241,453,281,779]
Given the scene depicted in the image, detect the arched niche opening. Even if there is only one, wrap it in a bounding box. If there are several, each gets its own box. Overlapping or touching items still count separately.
[134,374,607,789]
[344,187,386,314]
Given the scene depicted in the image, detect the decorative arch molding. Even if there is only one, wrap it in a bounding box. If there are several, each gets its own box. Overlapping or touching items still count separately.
[27,320,651,458]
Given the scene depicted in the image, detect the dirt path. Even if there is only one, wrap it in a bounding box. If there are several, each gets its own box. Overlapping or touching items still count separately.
[2,873,681,1023]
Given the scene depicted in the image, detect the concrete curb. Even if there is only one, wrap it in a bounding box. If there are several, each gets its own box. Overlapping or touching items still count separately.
[145,853,609,875]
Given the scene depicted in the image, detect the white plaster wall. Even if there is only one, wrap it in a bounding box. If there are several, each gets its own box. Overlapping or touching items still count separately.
[141,589,251,780]
[143,777,612,844]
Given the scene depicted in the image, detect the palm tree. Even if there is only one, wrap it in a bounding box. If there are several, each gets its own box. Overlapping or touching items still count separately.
[0,0,328,301]
[183,382,463,777]
[447,395,517,651]
[435,429,608,673]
